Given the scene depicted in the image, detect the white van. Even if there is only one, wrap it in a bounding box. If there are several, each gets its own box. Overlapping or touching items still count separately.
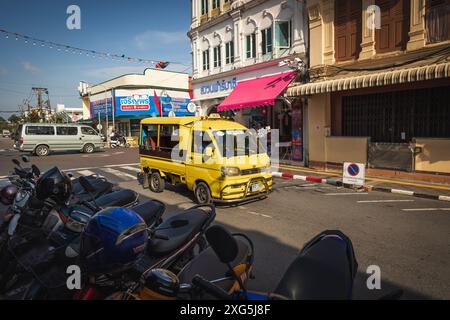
[14,123,105,156]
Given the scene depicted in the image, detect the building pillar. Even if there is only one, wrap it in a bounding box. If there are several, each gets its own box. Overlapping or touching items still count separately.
[321,0,335,65]
[407,0,426,51]
[192,32,199,77]
[360,0,376,60]
[231,10,242,65]
[307,0,323,67]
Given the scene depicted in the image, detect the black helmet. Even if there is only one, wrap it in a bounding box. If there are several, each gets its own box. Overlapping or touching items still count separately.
[0,184,18,205]
[36,166,72,203]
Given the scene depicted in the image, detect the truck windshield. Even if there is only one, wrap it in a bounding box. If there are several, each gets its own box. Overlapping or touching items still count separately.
[212,129,266,158]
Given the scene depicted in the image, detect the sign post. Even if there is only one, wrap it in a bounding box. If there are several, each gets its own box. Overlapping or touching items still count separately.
[343,162,366,186]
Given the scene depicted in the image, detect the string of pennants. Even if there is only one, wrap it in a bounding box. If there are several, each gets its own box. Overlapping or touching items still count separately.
[0,28,174,69]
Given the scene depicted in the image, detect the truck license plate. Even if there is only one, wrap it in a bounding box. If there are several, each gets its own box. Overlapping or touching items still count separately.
[251,183,263,192]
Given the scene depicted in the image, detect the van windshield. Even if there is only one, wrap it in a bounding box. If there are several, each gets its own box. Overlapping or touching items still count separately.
[212,129,266,158]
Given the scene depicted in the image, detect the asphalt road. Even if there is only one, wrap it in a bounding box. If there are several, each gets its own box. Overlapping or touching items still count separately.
[1,137,449,299]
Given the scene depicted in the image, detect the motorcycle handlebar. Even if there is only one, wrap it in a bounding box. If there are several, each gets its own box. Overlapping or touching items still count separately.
[192,275,232,300]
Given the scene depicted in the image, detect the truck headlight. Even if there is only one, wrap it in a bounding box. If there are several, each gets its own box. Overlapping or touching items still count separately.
[221,167,240,177]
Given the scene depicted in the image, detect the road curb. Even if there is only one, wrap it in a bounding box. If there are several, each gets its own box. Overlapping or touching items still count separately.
[272,171,450,202]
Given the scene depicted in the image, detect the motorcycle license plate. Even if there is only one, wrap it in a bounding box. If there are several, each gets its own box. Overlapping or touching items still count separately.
[251,183,264,193]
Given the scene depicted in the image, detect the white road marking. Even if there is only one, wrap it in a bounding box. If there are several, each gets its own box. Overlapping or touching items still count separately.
[113,151,125,155]
[325,193,368,196]
[61,163,140,172]
[77,170,101,177]
[357,199,414,203]
[247,211,272,218]
[402,208,450,212]
[100,167,136,180]
[438,195,450,202]
[122,166,141,173]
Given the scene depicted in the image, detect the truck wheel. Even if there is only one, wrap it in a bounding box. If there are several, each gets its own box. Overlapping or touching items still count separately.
[83,143,95,154]
[149,172,165,193]
[35,145,49,157]
[194,182,212,204]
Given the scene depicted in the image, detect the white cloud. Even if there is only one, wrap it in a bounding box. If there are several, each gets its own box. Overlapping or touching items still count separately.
[22,61,41,75]
[134,30,188,50]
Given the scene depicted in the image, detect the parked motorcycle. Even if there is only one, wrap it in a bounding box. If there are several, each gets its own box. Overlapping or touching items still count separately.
[112,228,363,300]
[0,170,139,293]
[1,179,215,300]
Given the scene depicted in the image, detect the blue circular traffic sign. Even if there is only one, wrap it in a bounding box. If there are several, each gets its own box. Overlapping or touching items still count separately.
[347,163,360,177]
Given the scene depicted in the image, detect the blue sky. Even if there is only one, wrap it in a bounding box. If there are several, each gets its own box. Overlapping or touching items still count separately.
[0,0,192,118]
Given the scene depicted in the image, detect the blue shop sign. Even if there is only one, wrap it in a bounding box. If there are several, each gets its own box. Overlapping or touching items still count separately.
[200,78,237,95]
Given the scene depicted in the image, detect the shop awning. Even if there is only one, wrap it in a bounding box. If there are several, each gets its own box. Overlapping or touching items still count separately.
[217,71,297,111]
[286,61,450,97]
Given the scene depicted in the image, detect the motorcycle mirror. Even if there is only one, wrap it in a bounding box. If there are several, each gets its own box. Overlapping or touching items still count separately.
[205,225,239,264]
[78,176,96,194]
[21,155,30,163]
[31,164,40,177]
[66,172,74,178]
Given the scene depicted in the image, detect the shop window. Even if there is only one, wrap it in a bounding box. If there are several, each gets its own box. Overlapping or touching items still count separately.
[130,119,140,137]
[225,41,234,64]
[202,49,210,70]
[334,0,361,61]
[201,0,209,15]
[275,20,291,49]
[375,0,410,53]
[141,124,158,151]
[81,127,97,135]
[425,0,450,43]
[246,33,256,59]
[213,46,222,68]
[56,127,78,135]
[261,27,273,55]
[26,126,55,135]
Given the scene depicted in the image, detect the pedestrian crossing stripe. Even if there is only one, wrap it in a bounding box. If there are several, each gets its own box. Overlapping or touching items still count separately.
[100,167,136,180]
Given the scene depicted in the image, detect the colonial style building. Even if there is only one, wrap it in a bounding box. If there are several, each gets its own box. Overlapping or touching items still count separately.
[287,0,450,178]
[188,0,309,161]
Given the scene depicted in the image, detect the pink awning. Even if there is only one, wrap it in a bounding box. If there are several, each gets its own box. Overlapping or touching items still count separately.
[217,71,297,112]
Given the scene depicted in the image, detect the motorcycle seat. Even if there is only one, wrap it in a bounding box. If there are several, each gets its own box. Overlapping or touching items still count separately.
[178,238,249,291]
[147,209,210,257]
[274,234,356,300]
[72,177,113,198]
[92,189,138,208]
[131,200,165,226]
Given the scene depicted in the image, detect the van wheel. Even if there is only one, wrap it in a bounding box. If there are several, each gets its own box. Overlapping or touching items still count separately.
[194,182,212,204]
[83,144,95,154]
[149,172,165,193]
[35,145,49,157]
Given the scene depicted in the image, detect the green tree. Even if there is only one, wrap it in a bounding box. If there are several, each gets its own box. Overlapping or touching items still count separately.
[0,116,5,122]
[8,114,20,123]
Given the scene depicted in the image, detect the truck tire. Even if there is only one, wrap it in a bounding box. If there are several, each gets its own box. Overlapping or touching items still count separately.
[194,182,212,204]
[149,172,165,193]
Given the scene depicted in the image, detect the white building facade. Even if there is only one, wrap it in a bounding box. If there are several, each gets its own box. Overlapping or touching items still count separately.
[188,0,308,161]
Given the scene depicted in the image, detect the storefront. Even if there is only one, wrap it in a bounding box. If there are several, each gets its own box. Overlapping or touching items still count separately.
[192,66,305,162]
[81,68,193,140]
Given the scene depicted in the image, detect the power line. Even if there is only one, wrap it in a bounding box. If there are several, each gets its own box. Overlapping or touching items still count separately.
[0,28,192,68]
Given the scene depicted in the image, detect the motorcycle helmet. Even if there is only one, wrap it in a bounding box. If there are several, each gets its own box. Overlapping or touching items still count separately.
[80,207,148,275]
[36,166,72,203]
[0,184,18,205]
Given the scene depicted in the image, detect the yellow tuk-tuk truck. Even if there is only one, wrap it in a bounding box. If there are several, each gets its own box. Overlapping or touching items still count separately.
[139,114,272,204]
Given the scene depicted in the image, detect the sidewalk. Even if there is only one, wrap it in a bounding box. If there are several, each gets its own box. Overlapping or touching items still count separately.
[272,164,450,201]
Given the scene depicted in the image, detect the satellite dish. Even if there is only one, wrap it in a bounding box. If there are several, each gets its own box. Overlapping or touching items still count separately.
[168,111,176,117]
[187,102,197,113]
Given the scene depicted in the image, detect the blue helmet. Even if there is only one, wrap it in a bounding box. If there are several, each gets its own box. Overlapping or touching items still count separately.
[80,207,148,275]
